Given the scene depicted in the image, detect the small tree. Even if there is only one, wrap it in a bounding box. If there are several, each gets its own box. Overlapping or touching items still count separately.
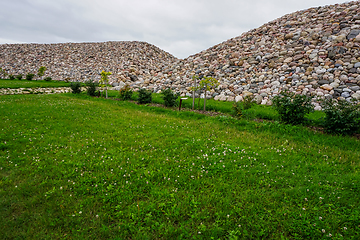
[85,79,98,96]
[321,99,360,135]
[99,71,112,98]
[26,73,35,81]
[38,66,46,80]
[272,90,313,125]
[138,88,152,104]
[15,74,23,80]
[161,88,180,107]
[191,75,199,110]
[118,84,133,100]
[199,76,219,111]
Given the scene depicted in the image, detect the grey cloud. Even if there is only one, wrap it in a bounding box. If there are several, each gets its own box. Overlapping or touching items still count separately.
[0,0,349,58]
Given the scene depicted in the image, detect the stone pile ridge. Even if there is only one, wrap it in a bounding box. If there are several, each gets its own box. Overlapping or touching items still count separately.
[1,1,360,107]
[158,0,360,107]
[0,41,177,84]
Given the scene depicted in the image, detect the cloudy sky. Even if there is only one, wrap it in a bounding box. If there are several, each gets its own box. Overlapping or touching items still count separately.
[0,0,350,59]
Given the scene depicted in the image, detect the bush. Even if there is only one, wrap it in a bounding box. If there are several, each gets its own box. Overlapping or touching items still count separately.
[70,82,82,94]
[118,84,133,100]
[9,75,15,80]
[272,91,313,125]
[15,74,23,80]
[26,73,35,81]
[85,80,98,96]
[138,88,152,104]
[44,77,52,82]
[232,95,255,119]
[321,99,360,135]
[161,88,180,107]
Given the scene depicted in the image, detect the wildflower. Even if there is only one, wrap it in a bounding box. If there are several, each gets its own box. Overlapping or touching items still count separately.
[319,217,322,220]
[322,229,325,233]
[305,198,308,201]
[344,227,347,230]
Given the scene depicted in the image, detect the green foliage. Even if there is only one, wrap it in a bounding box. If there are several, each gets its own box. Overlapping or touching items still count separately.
[272,91,313,125]
[99,71,112,98]
[15,74,23,80]
[44,77,52,82]
[118,84,133,100]
[26,73,35,81]
[161,88,180,107]
[8,75,15,80]
[138,88,152,104]
[321,99,360,135]
[70,82,82,94]
[38,66,46,79]
[85,80,98,96]
[99,71,112,86]
[199,76,219,92]
[232,96,255,119]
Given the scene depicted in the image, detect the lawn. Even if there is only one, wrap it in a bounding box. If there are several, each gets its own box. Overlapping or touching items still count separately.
[0,79,74,89]
[0,93,359,239]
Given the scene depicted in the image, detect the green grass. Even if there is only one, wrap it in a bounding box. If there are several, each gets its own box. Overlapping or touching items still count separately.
[1,93,359,239]
[0,79,74,89]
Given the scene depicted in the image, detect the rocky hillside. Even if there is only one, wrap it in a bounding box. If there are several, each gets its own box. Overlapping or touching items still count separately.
[0,41,177,83]
[1,1,360,107]
[157,0,360,108]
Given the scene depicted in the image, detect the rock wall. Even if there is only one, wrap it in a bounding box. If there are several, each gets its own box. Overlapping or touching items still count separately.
[0,41,177,83]
[161,0,360,107]
[1,1,360,107]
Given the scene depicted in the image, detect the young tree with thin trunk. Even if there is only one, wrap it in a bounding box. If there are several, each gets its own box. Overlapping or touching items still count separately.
[100,71,112,98]
[38,66,46,80]
[199,76,219,111]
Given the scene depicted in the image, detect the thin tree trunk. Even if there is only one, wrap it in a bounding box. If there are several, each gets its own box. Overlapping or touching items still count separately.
[192,78,196,110]
[204,85,207,111]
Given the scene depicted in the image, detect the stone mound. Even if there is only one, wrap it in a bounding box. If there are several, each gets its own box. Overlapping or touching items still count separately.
[157,0,360,105]
[0,41,177,84]
[1,1,360,105]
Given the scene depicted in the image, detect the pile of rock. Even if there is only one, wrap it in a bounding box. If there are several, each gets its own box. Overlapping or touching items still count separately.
[1,1,360,107]
[0,41,177,84]
[155,0,360,108]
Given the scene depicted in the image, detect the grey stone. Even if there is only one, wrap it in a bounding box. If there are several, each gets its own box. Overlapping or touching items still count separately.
[341,92,350,98]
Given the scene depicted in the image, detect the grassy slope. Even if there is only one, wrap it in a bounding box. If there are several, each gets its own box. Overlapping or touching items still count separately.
[0,94,359,239]
[0,79,73,89]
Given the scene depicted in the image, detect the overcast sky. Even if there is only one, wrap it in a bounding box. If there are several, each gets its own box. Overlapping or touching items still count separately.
[0,0,350,59]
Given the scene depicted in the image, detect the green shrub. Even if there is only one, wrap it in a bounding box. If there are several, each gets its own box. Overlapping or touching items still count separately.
[161,88,180,107]
[26,73,35,81]
[118,84,133,100]
[232,95,255,119]
[272,91,313,125]
[138,88,152,104]
[15,74,23,80]
[321,99,360,135]
[44,77,52,82]
[85,80,98,96]
[9,75,15,80]
[70,82,82,94]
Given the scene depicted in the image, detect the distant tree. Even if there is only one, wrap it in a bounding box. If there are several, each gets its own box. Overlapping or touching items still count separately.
[38,66,46,80]
[99,71,112,98]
